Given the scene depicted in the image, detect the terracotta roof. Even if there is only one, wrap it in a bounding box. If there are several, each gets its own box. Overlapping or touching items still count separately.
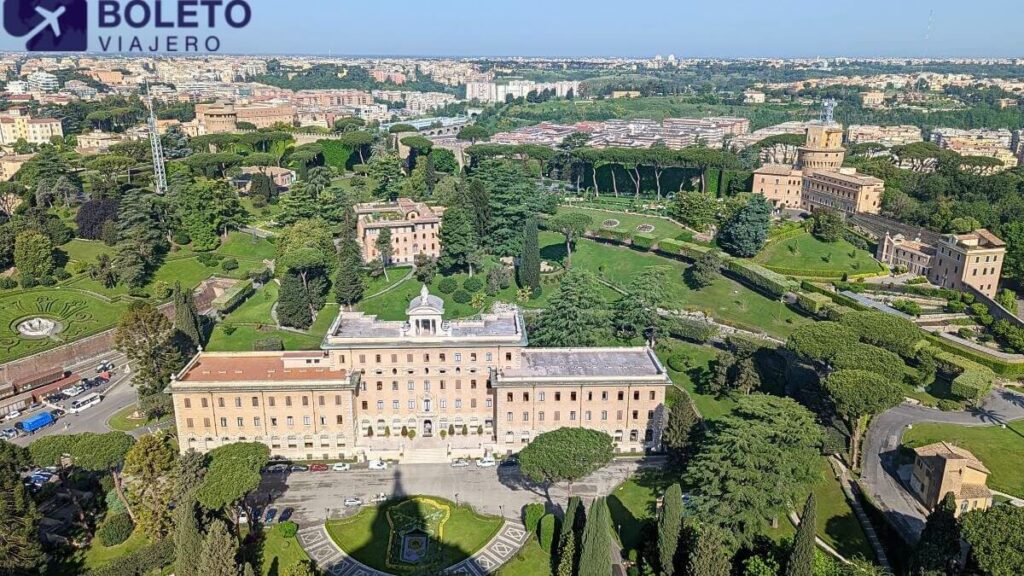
[178,354,346,383]
[913,441,991,474]
[959,484,993,500]
[755,164,800,176]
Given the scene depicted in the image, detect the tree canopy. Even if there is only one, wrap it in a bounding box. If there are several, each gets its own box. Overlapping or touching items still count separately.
[518,428,614,491]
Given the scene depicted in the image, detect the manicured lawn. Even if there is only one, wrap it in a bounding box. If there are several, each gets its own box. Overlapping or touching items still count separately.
[809,459,874,561]
[216,232,277,261]
[555,205,690,240]
[556,234,810,337]
[904,420,1024,497]
[61,239,115,264]
[206,303,339,352]
[226,282,280,325]
[756,233,885,279]
[259,527,310,576]
[655,339,735,420]
[0,289,130,364]
[495,538,551,576]
[80,529,151,571]
[325,497,502,575]
[364,266,414,297]
[607,470,674,557]
[106,403,171,432]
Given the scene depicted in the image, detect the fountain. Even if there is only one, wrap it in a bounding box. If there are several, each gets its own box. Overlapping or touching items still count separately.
[16,317,63,339]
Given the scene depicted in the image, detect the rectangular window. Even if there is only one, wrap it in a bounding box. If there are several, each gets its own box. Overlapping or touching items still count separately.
[375,354,381,363]
[392,381,399,391]
[471,399,477,408]
[523,411,529,421]
[486,353,493,362]
[287,416,295,426]
[408,381,415,390]
[236,417,244,427]
[302,396,309,407]
[220,417,227,427]
[585,411,592,421]
[268,397,275,407]
[204,417,211,427]
[319,395,326,406]
[570,411,577,421]
[507,393,514,402]
[440,399,447,409]
[601,410,608,421]
[252,396,259,407]
[424,381,431,392]
[234,397,241,408]
[377,400,384,410]
[571,392,577,401]
[649,391,656,400]
[523,392,530,402]
[486,398,493,408]
[618,391,624,401]
[601,391,608,401]
[506,412,513,422]
[303,416,312,426]
[335,394,342,406]
[617,410,623,420]
[186,418,194,428]
[633,391,640,401]
[408,400,415,410]
[254,417,261,427]
[471,380,477,389]
[184,398,191,409]
[471,353,477,362]
[538,411,545,421]
[361,401,368,409]
[336,415,344,425]
[555,392,561,401]
[455,399,463,408]
[455,353,462,362]
[285,396,292,407]
[217,398,224,408]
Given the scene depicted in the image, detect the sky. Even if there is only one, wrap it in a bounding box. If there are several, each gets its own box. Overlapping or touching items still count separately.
[1,0,1021,58]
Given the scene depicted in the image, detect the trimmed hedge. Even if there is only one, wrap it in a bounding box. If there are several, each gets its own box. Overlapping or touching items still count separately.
[664,315,719,343]
[592,228,632,243]
[538,514,557,552]
[951,370,997,404]
[655,238,713,261]
[523,502,545,533]
[631,233,657,251]
[211,279,254,313]
[89,538,174,576]
[926,336,1024,377]
[97,513,134,547]
[724,259,800,298]
[795,291,833,316]
[761,263,885,280]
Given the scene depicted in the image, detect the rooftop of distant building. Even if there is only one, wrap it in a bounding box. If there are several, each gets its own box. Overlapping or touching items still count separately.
[497,348,669,385]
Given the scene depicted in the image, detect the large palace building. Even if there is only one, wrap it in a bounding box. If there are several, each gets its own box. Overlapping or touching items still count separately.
[355,199,443,265]
[170,286,670,462]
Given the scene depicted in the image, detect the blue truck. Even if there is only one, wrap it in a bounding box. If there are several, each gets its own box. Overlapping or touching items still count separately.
[18,411,55,434]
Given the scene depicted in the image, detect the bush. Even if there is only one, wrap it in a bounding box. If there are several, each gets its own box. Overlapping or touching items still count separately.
[537,514,557,552]
[452,289,472,304]
[172,230,191,245]
[631,233,657,251]
[220,258,239,272]
[667,354,689,372]
[97,512,135,547]
[222,324,237,336]
[53,267,71,281]
[795,291,833,316]
[276,521,298,538]
[891,299,923,317]
[951,370,996,405]
[196,252,221,267]
[937,399,964,412]
[523,503,545,533]
[128,288,150,299]
[254,338,284,351]
[90,538,175,576]
[437,276,458,294]
[664,315,719,343]
[0,277,16,290]
[724,259,800,298]
[37,276,56,287]
[463,276,484,293]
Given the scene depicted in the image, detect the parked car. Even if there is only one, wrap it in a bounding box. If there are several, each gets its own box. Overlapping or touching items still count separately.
[371,492,389,503]
[450,458,470,468]
[264,508,277,524]
[499,456,519,468]
[46,393,66,402]
[265,464,288,473]
[476,456,496,468]
[63,386,84,398]
[289,464,309,472]
[279,508,294,522]
[3,411,20,421]
[238,508,249,524]
[332,462,351,472]
[343,497,363,507]
[367,460,389,470]
[27,403,42,412]
[97,362,114,373]
[309,464,328,472]
[1,428,17,440]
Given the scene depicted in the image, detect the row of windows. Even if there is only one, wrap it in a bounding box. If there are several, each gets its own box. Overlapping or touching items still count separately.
[356,351,503,364]
[366,397,493,411]
[506,409,654,422]
[368,379,481,392]
[185,414,346,429]
[505,390,657,403]
[182,394,346,410]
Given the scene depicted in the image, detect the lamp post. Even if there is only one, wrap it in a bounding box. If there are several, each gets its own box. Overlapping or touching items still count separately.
[499,504,504,519]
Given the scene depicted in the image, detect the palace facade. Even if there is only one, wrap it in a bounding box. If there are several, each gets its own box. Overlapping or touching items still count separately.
[170,286,670,462]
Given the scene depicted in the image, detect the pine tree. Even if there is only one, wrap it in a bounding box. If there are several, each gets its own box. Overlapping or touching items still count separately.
[518,217,542,297]
[578,497,613,576]
[174,501,204,576]
[334,235,365,308]
[278,182,317,225]
[277,272,315,329]
[663,400,699,469]
[438,206,478,273]
[173,281,203,349]
[659,484,685,576]
[423,153,438,196]
[687,525,731,576]
[460,178,491,239]
[376,228,393,280]
[197,519,238,576]
[532,269,605,347]
[787,493,815,576]
[0,466,43,574]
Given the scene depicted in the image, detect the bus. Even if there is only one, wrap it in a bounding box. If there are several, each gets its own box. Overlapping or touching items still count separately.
[69,393,102,414]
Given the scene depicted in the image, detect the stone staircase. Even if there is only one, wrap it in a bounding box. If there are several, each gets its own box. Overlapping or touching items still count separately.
[399,446,450,464]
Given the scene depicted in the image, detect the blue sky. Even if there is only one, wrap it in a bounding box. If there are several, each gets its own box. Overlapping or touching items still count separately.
[1,0,1021,57]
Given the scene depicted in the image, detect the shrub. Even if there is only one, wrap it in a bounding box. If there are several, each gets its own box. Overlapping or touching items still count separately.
[891,299,923,317]
[523,503,545,533]
[631,233,657,250]
[0,277,16,290]
[463,276,484,293]
[172,230,191,245]
[795,291,833,316]
[951,370,996,405]
[452,289,472,304]
[724,259,799,298]
[667,354,689,372]
[196,252,221,267]
[17,275,36,290]
[537,514,557,552]
[437,276,457,294]
[839,311,924,358]
[128,288,150,299]
[97,512,135,546]
[254,338,284,351]
[664,315,719,343]
[276,521,298,538]
[90,538,175,576]
[37,276,56,287]
[937,399,964,412]
[53,267,71,281]
[220,258,239,272]
[222,324,237,336]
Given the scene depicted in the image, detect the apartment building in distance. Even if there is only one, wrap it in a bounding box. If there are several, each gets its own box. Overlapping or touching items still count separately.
[878,228,1006,298]
[0,109,63,146]
[169,289,670,461]
[355,199,443,265]
[190,101,296,134]
[465,80,580,103]
[846,125,923,148]
[0,153,34,181]
[860,91,886,108]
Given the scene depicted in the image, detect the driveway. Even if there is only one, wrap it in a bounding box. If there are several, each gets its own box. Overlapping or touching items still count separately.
[861,387,1024,542]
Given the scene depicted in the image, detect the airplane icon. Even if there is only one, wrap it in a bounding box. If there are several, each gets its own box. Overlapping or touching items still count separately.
[25,5,65,41]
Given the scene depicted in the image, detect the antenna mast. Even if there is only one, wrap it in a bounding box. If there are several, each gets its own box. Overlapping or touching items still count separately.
[820,98,836,124]
[145,81,167,195]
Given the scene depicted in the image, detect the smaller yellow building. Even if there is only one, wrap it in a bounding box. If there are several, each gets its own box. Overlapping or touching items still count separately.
[910,442,992,517]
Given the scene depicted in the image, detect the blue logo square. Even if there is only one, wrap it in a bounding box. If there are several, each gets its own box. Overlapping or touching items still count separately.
[4,0,88,52]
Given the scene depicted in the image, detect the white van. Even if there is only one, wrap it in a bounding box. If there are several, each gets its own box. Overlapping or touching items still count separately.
[69,393,102,414]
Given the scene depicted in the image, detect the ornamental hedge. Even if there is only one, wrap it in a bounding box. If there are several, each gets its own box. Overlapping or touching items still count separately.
[795,291,833,316]
[211,279,254,313]
[664,315,720,343]
[724,259,800,298]
[592,228,632,243]
[951,370,997,405]
[655,238,713,261]
[631,233,657,251]
[97,512,134,546]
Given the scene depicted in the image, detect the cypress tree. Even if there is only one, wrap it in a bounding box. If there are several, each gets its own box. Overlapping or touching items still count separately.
[197,519,237,576]
[659,484,685,576]
[174,500,204,576]
[556,532,576,576]
[687,525,731,576]
[911,492,961,575]
[277,272,313,329]
[518,217,542,297]
[375,228,393,280]
[578,497,613,576]
[786,493,816,576]
[557,496,585,576]
[173,282,203,348]
[438,206,478,273]
[334,235,365,308]
[663,400,700,469]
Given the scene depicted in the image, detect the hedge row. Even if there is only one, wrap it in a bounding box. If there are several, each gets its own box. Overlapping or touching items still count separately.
[760,263,886,280]
[925,335,1024,377]
[724,259,800,298]
[212,279,254,313]
[951,370,997,403]
[591,228,632,243]
[800,281,873,312]
[655,238,713,261]
[89,539,174,576]
[795,291,834,316]
[631,233,657,251]
[664,315,720,344]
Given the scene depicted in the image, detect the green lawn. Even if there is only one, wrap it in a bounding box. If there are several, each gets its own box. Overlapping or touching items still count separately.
[216,232,277,261]
[755,233,885,279]
[206,303,339,352]
[555,205,691,240]
[495,537,551,576]
[106,404,171,432]
[904,420,1024,497]
[80,529,151,571]
[607,470,674,558]
[225,282,280,325]
[0,289,130,364]
[364,266,414,297]
[325,497,502,575]
[259,527,310,576]
[61,239,115,264]
[556,233,810,337]
[655,339,735,420]
[809,459,874,561]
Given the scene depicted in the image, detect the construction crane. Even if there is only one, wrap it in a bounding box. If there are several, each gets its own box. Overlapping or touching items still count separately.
[144,81,167,195]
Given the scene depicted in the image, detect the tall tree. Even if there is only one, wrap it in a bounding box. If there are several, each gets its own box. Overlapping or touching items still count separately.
[173,281,203,350]
[659,484,686,576]
[458,178,491,240]
[532,269,606,347]
[123,433,178,538]
[686,251,721,289]
[375,227,394,281]
[476,160,550,256]
[195,442,269,517]
[277,219,335,323]
[663,399,700,470]
[518,217,542,297]
[911,492,961,576]
[547,212,592,259]
[824,370,904,469]
[578,497,613,576]
[13,229,54,280]
[718,196,772,258]
[438,206,478,273]
[197,519,238,576]
[0,443,43,575]
[334,234,366,309]
[277,182,318,225]
[115,302,182,398]
[173,179,246,251]
[557,495,585,576]
[670,191,719,232]
[787,494,816,576]
[613,266,668,345]
[687,525,731,576]
[519,428,613,496]
[961,505,1024,576]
